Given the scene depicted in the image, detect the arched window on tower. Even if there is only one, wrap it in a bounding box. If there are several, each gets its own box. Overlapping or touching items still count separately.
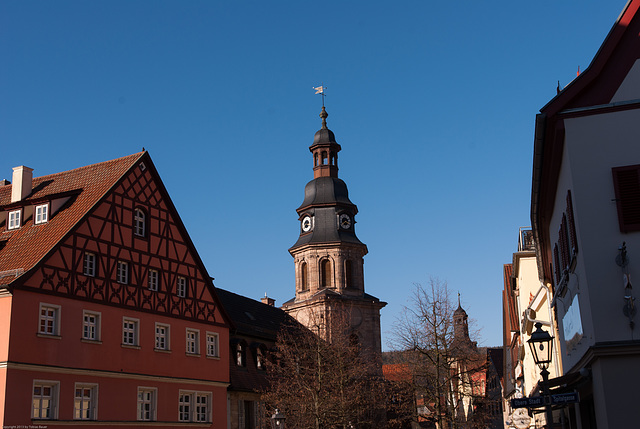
[330,152,336,166]
[322,151,328,165]
[314,152,319,167]
[301,262,308,291]
[345,260,353,288]
[320,259,332,288]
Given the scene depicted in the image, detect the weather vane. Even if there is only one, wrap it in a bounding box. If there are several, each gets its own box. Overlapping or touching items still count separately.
[313,84,326,107]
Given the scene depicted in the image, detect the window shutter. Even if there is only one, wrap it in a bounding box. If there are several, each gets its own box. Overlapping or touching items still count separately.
[612,165,640,232]
[566,190,578,254]
[554,244,561,284]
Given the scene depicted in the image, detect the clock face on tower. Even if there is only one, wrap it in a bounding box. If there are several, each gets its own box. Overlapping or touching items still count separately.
[302,215,313,232]
[339,213,352,229]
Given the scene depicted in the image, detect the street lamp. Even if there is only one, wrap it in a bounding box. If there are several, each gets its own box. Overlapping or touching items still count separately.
[527,322,554,428]
[271,409,286,429]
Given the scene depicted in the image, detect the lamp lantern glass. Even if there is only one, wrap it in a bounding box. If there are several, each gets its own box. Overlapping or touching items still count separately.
[271,409,286,429]
[528,322,553,368]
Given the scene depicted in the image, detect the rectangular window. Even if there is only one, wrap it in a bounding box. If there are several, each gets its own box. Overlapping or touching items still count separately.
[177,276,187,298]
[35,204,49,224]
[39,304,60,336]
[122,318,139,346]
[117,261,129,284]
[179,392,191,422]
[155,323,170,351]
[137,388,157,421]
[82,311,101,341]
[195,394,209,423]
[8,209,21,230]
[179,391,211,423]
[74,384,97,420]
[83,253,96,277]
[148,269,159,291]
[32,381,59,419]
[186,329,199,355]
[206,332,219,358]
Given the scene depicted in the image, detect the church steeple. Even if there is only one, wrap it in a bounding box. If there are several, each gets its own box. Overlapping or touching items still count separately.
[283,106,386,357]
[310,107,341,179]
[453,294,477,352]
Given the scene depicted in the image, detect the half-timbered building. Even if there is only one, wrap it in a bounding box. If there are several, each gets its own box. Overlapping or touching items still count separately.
[0,152,231,428]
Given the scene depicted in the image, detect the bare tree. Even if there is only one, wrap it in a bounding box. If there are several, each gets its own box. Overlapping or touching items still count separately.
[262,309,386,429]
[388,279,488,429]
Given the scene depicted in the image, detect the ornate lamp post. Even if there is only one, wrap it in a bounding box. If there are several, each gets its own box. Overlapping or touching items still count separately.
[528,322,554,428]
[271,409,286,429]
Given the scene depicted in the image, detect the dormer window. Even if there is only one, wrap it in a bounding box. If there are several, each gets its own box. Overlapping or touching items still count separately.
[35,204,49,224]
[7,210,21,230]
[134,208,146,237]
[236,343,245,367]
[256,347,265,370]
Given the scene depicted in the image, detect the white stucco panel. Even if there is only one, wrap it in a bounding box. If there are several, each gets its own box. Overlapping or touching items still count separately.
[611,59,640,103]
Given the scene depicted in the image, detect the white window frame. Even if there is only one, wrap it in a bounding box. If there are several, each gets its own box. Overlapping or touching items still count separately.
[8,209,21,230]
[134,208,146,237]
[74,383,98,420]
[155,323,170,351]
[32,380,59,420]
[206,332,219,358]
[38,303,61,336]
[179,391,212,423]
[117,260,129,284]
[148,269,159,291]
[82,310,101,341]
[83,252,96,277]
[122,317,139,347]
[35,203,49,224]
[186,328,199,355]
[137,387,157,421]
[176,276,187,298]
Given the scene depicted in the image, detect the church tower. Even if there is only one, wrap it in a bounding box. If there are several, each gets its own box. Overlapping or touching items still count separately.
[282,107,386,355]
[452,294,477,353]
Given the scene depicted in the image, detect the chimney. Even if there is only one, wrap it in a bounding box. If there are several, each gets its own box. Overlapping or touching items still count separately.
[11,166,33,203]
[261,293,275,307]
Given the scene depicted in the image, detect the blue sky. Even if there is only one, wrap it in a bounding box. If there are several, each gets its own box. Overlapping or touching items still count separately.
[0,1,627,348]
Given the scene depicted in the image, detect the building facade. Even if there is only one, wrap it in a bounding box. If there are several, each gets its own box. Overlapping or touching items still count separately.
[531,1,640,427]
[502,228,560,429]
[216,289,298,429]
[0,152,231,427]
[282,107,386,357]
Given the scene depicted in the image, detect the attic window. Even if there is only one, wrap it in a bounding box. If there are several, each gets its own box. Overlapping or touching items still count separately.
[244,311,255,321]
[134,208,146,237]
[139,162,146,171]
[35,204,48,224]
[8,210,21,230]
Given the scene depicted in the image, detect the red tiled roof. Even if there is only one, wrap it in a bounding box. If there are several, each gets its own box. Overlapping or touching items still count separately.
[383,363,412,383]
[0,153,145,286]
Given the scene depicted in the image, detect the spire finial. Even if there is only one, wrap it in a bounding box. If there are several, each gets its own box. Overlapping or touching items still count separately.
[320,106,328,129]
[458,292,461,308]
